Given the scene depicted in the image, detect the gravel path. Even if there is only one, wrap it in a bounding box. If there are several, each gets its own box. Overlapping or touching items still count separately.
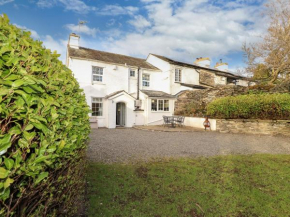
[88,128,290,163]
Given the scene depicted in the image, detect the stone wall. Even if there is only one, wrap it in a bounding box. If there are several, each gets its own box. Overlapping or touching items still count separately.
[217,119,290,137]
[175,86,248,116]
[199,70,215,87]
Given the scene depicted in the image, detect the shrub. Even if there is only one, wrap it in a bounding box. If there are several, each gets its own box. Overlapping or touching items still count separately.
[207,93,290,119]
[0,14,90,216]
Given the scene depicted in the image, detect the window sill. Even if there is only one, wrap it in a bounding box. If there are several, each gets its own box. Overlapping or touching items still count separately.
[151,111,171,113]
[92,82,106,85]
[91,116,105,119]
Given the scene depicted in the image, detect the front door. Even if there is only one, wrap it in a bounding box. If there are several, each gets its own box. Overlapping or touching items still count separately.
[116,102,126,126]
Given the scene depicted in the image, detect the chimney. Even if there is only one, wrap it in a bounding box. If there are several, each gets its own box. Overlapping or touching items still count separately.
[194,57,211,68]
[214,59,228,71]
[68,33,80,49]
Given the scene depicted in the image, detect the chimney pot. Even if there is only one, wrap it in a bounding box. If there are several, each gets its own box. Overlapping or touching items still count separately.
[194,57,211,68]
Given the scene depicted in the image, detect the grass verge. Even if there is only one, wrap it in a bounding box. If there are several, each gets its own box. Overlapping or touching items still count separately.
[87,155,290,217]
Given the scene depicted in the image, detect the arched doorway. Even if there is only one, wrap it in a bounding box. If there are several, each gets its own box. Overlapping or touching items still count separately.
[116,102,126,127]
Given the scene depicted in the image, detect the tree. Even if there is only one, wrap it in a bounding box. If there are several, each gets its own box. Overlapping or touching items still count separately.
[252,63,271,80]
[243,0,290,84]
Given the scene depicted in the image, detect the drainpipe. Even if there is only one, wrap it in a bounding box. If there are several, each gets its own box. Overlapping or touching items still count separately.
[137,67,140,100]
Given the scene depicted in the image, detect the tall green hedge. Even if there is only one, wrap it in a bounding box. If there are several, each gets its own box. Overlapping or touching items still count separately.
[207,93,290,119]
[0,14,90,216]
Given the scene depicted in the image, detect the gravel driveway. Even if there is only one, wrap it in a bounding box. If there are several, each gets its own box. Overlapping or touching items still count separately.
[88,128,290,163]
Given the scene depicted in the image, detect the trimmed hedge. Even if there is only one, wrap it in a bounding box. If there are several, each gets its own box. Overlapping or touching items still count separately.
[207,93,290,119]
[0,14,90,216]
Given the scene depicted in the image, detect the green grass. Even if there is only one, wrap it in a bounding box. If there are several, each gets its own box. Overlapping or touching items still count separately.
[87,155,290,217]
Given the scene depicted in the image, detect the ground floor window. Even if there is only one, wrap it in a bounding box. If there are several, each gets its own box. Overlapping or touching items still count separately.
[151,99,169,111]
[92,97,103,116]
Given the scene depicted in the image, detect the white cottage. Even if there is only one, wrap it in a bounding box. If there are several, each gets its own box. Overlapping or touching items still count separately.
[66,33,250,128]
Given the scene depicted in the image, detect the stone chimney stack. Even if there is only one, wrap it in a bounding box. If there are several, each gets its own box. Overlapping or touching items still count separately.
[68,33,80,49]
[194,57,210,68]
[214,59,228,71]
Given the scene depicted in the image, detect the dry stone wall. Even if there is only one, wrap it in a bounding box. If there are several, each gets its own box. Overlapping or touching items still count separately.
[199,70,216,87]
[175,86,248,117]
[217,119,290,137]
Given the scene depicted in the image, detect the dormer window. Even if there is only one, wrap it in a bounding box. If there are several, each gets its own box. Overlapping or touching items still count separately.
[92,66,103,82]
[175,68,181,82]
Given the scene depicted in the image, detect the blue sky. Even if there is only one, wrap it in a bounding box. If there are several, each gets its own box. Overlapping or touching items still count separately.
[1,0,267,73]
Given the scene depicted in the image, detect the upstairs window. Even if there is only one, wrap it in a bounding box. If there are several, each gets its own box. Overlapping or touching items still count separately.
[92,66,103,82]
[175,68,181,82]
[92,98,103,116]
[130,70,135,77]
[142,74,150,87]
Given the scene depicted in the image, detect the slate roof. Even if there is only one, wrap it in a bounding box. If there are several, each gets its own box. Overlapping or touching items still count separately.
[68,47,159,70]
[180,83,209,89]
[150,54,243,79]
[105,90,135,99]
[141,90,176,99]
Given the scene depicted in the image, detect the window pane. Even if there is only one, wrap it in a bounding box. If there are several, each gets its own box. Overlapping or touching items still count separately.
[158,100,164,111]
[175,69,181,82]
[92,98,103,116]
[92,67,103,82]
[130,70,135,77]
[164,100,169,111]
[143,81,149,87]
[142,74,150,87]
[151,99,157,111]
[93,75,102,82]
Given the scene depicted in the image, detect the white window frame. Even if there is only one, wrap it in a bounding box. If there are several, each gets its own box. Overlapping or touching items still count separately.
[175,68,182,83]
[151,99,170,112]
[92,66,103,82]
[130,70,135,77]
[91,97,103,116]
[142,73,150,87]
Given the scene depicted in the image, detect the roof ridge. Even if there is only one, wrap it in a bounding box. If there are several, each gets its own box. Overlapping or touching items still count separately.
[79,46,147,61]
[150,53,241,78]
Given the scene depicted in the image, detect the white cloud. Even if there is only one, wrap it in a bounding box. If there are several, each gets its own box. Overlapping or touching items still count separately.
[128,15,151,31]
[102,0,267,70]
[37,0,95,14]
[14,24,40,39]
[65,24,98,37]
[98,5,138,16]
[42,35,67,62]
[36,0,55,8]
[14,23,67,63]
[0,0,13,5]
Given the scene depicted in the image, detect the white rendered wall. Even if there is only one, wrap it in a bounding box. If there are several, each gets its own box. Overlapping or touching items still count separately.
[236,79,249,87]
[170,65,199,95]
[146,54,171,93]
[135,111,145,125]
[107,93,136,128]
[69,58,129,96]
[140,69,169,93]
[146,54,200,95]
[145,97,175,125]
[214,75,227,85]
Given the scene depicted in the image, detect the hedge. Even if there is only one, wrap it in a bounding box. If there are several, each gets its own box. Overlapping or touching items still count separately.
[206,93,290,119]
[0,14,90,216]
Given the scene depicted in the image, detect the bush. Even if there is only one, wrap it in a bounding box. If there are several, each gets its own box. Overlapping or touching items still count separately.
[0,14,90,216]
[207,93,290,119]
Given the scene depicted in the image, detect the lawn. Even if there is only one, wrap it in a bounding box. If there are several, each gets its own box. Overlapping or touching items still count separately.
[87,155,290,217]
